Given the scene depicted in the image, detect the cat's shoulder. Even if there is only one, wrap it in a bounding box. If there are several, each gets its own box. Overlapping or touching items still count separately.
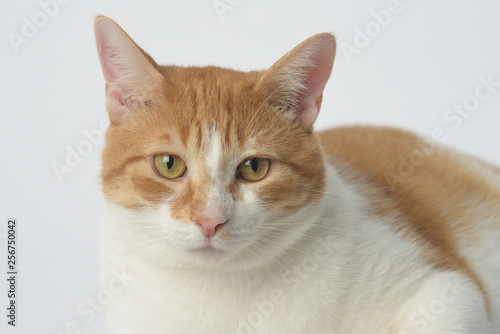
[318,126,500,322]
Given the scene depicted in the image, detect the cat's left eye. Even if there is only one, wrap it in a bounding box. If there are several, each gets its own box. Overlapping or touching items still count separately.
[154,155,187,179]
[238,157,271,182]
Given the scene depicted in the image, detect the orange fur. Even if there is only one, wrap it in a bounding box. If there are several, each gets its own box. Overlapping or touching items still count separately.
[318,126,500,311]
[98,16,498,305]
[97,16,500,333]
[101,66,325,217]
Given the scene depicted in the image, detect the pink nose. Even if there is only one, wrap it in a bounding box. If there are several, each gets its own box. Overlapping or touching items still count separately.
[194,218,227,237]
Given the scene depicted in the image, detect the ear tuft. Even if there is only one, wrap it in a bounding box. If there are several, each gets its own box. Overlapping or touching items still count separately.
[255,33,336,130]
[94,16,165,123]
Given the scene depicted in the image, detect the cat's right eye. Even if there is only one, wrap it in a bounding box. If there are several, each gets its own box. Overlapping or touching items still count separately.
[154,155,187,179]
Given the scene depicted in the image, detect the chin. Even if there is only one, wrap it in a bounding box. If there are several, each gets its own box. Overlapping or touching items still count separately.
[186,245,230,263]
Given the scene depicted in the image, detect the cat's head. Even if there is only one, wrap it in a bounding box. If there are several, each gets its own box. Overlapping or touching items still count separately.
[95,16,336,270]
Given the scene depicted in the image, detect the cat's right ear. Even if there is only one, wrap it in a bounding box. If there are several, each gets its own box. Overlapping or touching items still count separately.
[94,16,165,123]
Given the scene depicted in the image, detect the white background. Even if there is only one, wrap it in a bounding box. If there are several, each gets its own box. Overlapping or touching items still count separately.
[1,0,499,333]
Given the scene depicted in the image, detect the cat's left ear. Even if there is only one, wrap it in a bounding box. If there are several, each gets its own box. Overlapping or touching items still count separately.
[94,16,166,123]
[255,33,336,130]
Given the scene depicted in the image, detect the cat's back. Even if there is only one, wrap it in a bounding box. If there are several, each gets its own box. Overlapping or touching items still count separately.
[318,125,500,325]
[317,126,500,229]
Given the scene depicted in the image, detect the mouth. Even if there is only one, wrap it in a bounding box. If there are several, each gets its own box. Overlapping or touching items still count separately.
[189,245,226,255]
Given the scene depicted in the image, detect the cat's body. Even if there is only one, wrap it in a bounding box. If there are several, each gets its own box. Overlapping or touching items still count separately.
[95,16,500,333]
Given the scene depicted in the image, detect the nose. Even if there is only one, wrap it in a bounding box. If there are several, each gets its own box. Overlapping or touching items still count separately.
[194,218,227,237]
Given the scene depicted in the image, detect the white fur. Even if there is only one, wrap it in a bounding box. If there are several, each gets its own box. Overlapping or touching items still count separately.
[101,150,499,334]
[395,272,491,333]
[95,18,499,332]
[455,158,500,331]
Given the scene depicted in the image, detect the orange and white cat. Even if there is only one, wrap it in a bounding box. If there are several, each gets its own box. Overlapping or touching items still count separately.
[95,16,500,334]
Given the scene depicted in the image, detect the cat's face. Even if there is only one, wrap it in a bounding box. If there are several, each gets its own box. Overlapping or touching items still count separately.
[95,17,335,269]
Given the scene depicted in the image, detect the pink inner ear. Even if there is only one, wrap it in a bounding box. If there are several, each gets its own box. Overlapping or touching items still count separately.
[99,48,123,85]
[297,42,335,129]
[95,17,168,124]
[95,19,127,85]
[105,84,128,121]
[254,33,336,130]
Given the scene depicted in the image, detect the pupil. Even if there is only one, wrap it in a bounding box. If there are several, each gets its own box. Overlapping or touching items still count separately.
[166,156,174,169]
[251,158,259,172]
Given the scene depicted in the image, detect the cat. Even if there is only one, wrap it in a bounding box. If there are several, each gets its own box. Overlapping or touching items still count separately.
[94,15,500,334]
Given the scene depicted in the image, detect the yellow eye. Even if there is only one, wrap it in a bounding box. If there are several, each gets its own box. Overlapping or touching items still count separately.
[154,155,187,179]
[238,158,270,182]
